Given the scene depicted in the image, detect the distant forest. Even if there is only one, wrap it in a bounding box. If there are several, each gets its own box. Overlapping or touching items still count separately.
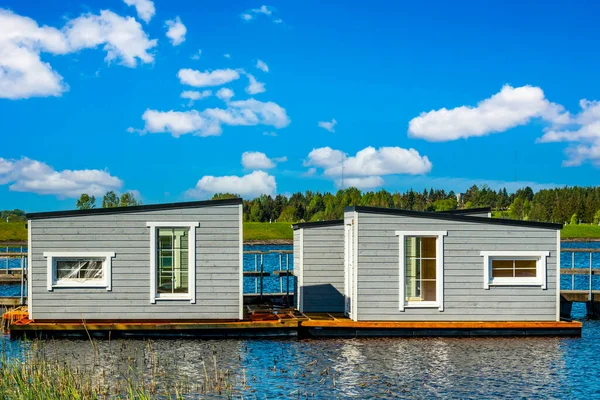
[213,185,600,225]
[3,185,600,226]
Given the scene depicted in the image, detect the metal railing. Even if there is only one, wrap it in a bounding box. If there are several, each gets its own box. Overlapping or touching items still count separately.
[560,248,600,301]
[243,250,294,306]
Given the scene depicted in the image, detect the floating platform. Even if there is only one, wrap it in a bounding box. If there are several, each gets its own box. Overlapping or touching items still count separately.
[7,311,582,339]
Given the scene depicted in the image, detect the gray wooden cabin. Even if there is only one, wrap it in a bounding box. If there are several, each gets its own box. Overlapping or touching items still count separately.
[26,198,243,321]
[344,206,562,322]
[292,220,345,313]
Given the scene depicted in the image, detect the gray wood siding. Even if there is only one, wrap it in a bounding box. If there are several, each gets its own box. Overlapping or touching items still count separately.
[298,225,345,313]
[356,212,558,321]
[30,205,241,320]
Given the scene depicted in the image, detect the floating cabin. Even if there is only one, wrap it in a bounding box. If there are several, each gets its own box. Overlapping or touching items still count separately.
[9,201,581,338]
[25,198,244,323]
[342,206,563,322]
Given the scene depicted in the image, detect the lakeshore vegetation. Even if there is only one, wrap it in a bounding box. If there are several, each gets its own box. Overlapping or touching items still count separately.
[3,185,600,242]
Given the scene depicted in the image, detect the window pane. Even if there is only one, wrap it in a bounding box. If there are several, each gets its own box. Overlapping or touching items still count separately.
[515,259,537,270]
[491,259,513,277]
[421,237,436,259]
[157,228,189,294]
[405,258,419,279]
[422,280,436,301]
[405,237,420,258]
[515,268,537,277]
[421,259,436,280]
[56,259,103,281]
[405,277,420,300]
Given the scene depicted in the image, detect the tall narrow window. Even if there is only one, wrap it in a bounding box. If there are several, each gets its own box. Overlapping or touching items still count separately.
[157,228,189,294]
[396,231,447,311]
[147,222,198,303]
[405,236,437,302]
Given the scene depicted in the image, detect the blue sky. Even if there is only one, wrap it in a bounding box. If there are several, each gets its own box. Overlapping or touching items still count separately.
[1,0,599,212]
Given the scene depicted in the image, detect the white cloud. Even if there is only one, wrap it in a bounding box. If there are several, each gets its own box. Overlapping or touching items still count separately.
[178,68,240,87]
[263,131,277,137]
[240,5,282,24]
[0,157,123,198]
[165,16,186,46]
[408,85,569,142]
[242,152,275,169]
[190,49,202,60]
[318,118,337,132]
[180,90,211,106]
[273,156,287,163]
[137,98,290,137]
[64,10,157,67]
[186,170,276,198]
[256,59,269,72]
[0,8,156,99]
[123,0,155,23]
[305,146,432,189]
[303,167,317,177]
[537,99,600,166]
[245,73,265,94]
[224,53,231,59]
[216,87,234,101]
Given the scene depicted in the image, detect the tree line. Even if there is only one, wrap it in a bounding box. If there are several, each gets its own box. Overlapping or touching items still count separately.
[214,185,600,225]
[4,185,600,225]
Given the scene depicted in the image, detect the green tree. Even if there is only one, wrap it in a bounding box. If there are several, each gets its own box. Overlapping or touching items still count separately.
[594,210,600,225]
[509,198,525,220]
[102,191,119,208]
[212,193,240,200]
[433,198,457,211]
[570,213,579,225]
[119,192,141,207]
[76,194,96,210]
[278,206,298,222]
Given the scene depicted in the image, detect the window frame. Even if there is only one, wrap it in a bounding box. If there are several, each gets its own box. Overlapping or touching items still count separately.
[396,231,447,312]
[147,222,198,304]
[480,251,549,289]
[43,251,115,291]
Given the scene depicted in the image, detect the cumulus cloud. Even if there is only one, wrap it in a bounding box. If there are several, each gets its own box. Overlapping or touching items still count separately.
[241,152,286,169]
[245,74,265,94]
[318,118,337,132]
[186,170,276,198]
[256,59,269,72]
[335,176,384,189]
[216,87,234,101]
[304,146,432,189]
[137,98,290,137]
[190,49,201,60]
[240,5,282,24]
[178,68,240,87]
[0,157,123,198]
[165,16,186,46]
[123,0,155,23]
[408,85,569,142]
[0,8,156,99]
[538,99,600,166]
[180,90,211,106]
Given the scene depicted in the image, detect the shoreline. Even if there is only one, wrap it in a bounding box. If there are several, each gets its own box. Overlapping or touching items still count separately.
[244,239,293,246]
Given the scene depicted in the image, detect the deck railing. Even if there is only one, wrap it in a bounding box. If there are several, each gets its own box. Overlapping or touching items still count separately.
[560,248,600,303]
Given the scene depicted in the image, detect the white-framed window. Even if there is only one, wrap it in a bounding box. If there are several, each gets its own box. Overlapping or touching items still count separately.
[147,222,198,304]
[43,252,115,291]
[396,231,447,311]
[481,251,549,289]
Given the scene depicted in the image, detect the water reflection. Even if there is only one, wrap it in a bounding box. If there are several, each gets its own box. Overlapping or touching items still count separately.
[2,325,596,399]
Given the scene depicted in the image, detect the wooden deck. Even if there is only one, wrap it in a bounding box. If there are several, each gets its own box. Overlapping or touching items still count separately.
[8,311,581,338]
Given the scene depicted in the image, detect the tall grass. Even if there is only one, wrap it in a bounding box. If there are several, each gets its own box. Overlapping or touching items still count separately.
[0,339,235,399]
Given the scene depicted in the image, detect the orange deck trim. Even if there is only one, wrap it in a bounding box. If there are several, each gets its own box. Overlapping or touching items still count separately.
[299,320,582,329]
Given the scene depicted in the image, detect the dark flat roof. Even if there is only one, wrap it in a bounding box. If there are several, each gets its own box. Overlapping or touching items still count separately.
[27,198,243,220]
[438,207,491,214]
[292,220,344,230]
[345,206,562,230]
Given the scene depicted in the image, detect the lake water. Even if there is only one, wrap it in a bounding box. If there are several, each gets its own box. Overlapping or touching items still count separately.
[1,243,600,397]
[2,321,600,398]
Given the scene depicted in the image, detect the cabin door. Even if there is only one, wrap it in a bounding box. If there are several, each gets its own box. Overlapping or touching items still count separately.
[344,224,353,317]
